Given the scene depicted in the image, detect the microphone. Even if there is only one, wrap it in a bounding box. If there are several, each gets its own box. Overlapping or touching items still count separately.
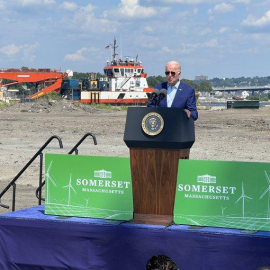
[156,88,167,106]
[150,88,160,107]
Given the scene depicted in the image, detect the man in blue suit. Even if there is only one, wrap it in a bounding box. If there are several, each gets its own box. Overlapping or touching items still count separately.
[147,61,198,121]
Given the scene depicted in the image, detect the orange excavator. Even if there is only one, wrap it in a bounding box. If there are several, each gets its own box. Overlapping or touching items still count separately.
[0,68,72,99]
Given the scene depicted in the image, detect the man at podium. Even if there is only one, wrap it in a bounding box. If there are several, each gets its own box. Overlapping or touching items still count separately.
[147,60,198,121]
[124,61,196,225]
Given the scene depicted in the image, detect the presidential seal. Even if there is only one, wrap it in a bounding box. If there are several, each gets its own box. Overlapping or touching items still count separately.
[142,112,164,136]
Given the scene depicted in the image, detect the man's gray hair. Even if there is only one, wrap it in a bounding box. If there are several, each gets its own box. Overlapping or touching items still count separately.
[165,61,181,72]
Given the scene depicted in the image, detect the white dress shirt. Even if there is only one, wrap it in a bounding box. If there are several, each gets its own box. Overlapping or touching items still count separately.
[167,80,180,107]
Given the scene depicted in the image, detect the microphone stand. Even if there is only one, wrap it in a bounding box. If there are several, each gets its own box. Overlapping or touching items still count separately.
[156,93,166,106]
[151,93,158,107]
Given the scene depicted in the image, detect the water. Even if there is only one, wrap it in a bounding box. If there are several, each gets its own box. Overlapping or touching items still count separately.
[200,102,226,107]
[200,102,270,107]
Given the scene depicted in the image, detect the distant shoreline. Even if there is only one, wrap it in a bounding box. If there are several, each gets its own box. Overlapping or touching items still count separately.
[199,101,270,107]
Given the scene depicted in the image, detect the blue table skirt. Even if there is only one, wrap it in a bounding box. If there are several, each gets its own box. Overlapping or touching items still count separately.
[0,205,270,270]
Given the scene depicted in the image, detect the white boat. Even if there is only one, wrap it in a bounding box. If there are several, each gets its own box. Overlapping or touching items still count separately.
[81,38,153,105]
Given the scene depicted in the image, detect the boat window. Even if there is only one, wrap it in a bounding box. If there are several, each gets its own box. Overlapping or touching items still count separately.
[117,93,125,99]
[137,69,141,74]
[109,69,113,76]
[114,68,119,73]
[120,68,124,76]
[105,69,113,76]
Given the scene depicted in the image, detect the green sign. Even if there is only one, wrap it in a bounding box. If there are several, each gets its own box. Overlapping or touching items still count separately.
[45,154,133,220]
[174,160,270,231]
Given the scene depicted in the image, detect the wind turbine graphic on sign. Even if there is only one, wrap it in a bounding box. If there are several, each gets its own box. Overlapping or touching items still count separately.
[62,174,77,206]
[45,161,56,204]
[221,206,227,216]
[259,170,270,220]
[235,182,252,218]
[85,198,89,207]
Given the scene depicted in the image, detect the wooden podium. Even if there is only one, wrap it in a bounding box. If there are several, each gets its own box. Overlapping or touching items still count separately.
[124,107,195,225]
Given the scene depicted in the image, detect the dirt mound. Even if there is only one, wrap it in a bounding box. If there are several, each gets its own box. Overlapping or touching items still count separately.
[1,99,109,114]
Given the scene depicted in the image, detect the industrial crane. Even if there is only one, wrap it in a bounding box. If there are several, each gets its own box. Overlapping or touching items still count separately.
[0,68,72,99]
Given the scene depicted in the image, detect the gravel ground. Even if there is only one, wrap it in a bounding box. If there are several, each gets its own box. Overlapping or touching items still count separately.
[1,99,270,213]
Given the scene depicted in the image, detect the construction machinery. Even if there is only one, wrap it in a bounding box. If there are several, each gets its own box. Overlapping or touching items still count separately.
[0,68,73,99]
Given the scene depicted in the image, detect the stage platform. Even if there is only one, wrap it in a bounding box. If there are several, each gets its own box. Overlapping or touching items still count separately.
[0,206,270,269]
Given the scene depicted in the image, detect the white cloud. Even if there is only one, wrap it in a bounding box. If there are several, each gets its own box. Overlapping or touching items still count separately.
[231,0,250,3]
[162,46,171,53]
[200,28,212,36]
[162,38,218,55]
[22,42,39,61]
[162,43,200,54]
[16,0,55,6]
[136,35,159,48]
[178,43,200,54]
[216,2,234,13]
[158,0,211,3]
[65,50,86,62]
[61,2,78,11]
[0,43,38,61]
[0,1,6,10]
[202,38,218,47]
[145,26,154,32]
[106,0,168,20]
[117,0,157,18]
[249,33,270,42]
[44,0,55,4]
[219,27,230,34]
[60,3,116,33]
[17,0,39,5]
[208,2,234,16]
[64,47,99,62]
[176,10,189,17]
[0,44,20,56]
[242,10,270,27]
[83,3,95,12]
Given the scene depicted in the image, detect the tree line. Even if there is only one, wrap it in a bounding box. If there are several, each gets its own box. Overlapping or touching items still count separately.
[147,75,270,92]
[147,76,213,92]
[3,68,269,94]
[73,73,214,92]
[210,76,270,88]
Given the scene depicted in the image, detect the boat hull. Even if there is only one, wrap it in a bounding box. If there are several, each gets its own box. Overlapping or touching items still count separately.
[81,91,150,104]
[227,100,259,109]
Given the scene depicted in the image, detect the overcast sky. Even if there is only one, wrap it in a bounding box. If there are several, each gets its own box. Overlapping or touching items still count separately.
[0,0,269,80]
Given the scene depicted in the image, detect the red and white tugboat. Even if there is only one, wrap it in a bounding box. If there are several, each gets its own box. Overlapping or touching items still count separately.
[81,38,153,105]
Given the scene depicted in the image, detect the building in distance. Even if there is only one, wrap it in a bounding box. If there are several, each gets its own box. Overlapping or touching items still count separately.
[195,75,208,81]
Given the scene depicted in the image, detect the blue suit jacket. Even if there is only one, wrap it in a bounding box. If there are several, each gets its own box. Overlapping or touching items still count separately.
[147,81,198,121]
